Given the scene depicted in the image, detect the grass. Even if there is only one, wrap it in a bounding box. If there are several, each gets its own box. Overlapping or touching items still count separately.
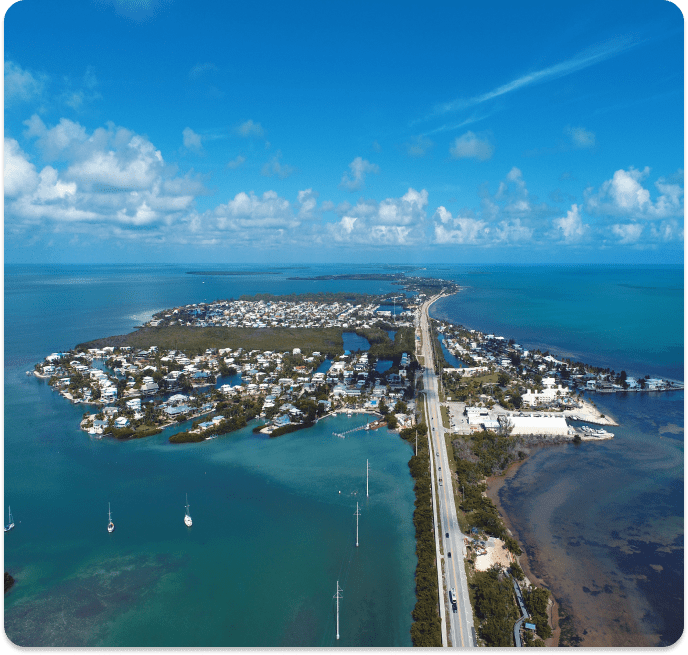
[441,405,451,429]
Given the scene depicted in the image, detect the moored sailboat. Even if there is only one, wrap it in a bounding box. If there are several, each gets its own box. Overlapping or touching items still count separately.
[107,503,115,533]
[4,507,15,532]
[184,494,192,527]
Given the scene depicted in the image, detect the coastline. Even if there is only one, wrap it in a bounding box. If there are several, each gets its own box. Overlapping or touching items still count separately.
[485,456,562,647]
[484,445,664,647]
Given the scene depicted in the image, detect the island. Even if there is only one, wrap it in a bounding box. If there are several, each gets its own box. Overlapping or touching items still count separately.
[30,282,681,647]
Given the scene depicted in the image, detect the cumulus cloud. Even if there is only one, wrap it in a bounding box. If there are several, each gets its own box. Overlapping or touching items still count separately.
[261,151,296,179]
[237,119,265,138]
[611,223,644,244]
[433,206,489,244]
[6,118,204,241]
[182,127,203,152]
[553,204,588,241]
[494,218,533,243]
[4,138,40,198]
[328,188,427,245]
[449,131,494,161]
[565,125,596,149]
[585,166,684,219]
[5,60,46,106]
[340,157,379,192]
[297,188,318,218]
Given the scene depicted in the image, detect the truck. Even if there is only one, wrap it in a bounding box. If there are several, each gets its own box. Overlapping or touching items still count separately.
[450,588,456,605]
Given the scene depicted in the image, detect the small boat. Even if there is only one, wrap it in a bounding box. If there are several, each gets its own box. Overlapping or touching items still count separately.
[184,494,192,527]
[4,507,15,532]
[107,503,115,533]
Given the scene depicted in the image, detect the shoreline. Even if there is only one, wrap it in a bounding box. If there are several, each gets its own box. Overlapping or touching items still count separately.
[485,456,562,647]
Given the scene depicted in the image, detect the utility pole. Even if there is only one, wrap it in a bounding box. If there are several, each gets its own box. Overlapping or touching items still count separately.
[366,459,369,497]
[334,581,343,640]
[415,429,417,456]
[354,502,361,547]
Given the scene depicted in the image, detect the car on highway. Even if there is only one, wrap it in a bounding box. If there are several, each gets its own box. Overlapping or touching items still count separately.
[446,532,449,538]
[448,551,451,558]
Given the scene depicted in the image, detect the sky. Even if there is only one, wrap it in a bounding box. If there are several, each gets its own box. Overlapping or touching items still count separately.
[3,0,684,264]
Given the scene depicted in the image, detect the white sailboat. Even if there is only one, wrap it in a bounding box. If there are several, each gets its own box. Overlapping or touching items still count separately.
[184,494,192,527]
[4,507,15,532]
[107,503,115,533]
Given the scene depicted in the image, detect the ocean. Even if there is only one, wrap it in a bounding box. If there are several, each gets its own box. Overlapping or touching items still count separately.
[3,263,683,646]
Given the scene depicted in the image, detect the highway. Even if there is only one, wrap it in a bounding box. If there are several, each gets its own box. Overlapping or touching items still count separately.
[418,293,476,648]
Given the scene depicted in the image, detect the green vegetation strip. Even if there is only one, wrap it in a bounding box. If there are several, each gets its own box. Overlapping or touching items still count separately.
[78,326,348,355]
[469,568,519,647]
[453,430,522,554]
[399,424,443,647]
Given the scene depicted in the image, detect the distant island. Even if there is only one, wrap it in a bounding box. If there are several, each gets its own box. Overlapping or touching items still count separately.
[186,271,281,276]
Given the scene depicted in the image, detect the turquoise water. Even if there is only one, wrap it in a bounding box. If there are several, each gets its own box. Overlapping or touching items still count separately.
[3,265,416,647]
[430,265,683,382]
[4,263,683,646]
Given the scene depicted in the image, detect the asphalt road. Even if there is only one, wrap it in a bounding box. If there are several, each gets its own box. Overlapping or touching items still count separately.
[419,294,476,648]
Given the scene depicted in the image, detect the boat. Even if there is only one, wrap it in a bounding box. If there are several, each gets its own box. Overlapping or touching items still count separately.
[4,507,15,532]
[184,494,192,527]
[107,503,115,533]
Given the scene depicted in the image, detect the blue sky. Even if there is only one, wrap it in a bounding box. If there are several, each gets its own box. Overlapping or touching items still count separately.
[3,0,684,264]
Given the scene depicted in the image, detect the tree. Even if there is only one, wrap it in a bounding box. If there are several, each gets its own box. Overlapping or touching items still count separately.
[498,372,510,387]
[386,415,398,429]
[378,398,389,415]
[394,400,408,414]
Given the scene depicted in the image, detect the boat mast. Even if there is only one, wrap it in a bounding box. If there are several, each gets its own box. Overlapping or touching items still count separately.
[334,581,343,640]
[354,502,361,547]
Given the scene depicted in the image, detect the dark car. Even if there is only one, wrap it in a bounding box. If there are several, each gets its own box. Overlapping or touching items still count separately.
[448,551,451,558]
[446,532,449,538]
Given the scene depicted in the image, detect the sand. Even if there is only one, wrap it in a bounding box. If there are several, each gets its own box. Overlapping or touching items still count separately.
[472,537,514,572]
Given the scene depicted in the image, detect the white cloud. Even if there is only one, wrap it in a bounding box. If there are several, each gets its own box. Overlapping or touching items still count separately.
[328,187,427,245]
[553,204,588,241]
[6,118,202,241]
[494,218,533,243]
[428,35,641,119]
[649,220,683,243]
[4,138,39,197]
[340,157,379,192]
[4,60,46,106]
[238,119,265,138]
[565,125,596,149]
[261,151,296,179]
[432,206,489,244]
[611,223,644,243]
[297,188,318,218]
[449,131,494,161]
[227,155,245,169]
[586,167,683,219]
[182,127,203,152]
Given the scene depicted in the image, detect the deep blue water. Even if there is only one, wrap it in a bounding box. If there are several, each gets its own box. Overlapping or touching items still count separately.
[342,332,370,353]
[375,360,393,373]
[3,263,683,646]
